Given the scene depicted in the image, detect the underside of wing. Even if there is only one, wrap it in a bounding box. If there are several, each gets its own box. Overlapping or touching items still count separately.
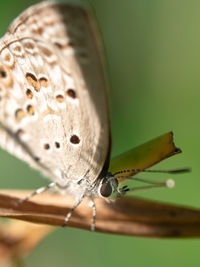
[0,2,110,184]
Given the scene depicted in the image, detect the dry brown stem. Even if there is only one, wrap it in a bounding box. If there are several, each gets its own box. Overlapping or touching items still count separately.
[0,190,199,238]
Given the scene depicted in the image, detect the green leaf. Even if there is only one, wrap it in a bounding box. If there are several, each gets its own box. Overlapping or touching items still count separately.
[109,132,181,179]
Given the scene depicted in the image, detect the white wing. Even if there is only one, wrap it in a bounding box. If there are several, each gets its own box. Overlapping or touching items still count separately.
[0,2,110,185]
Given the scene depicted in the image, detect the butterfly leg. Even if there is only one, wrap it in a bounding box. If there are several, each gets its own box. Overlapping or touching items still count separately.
[89,198,96,232]
[16,182,55,205]
[63,194,85,227]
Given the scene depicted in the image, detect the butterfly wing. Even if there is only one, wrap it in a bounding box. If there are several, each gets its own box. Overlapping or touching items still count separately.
[0,2,110,184]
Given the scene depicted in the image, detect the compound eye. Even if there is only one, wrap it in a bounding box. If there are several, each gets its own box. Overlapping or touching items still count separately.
[100,182,112,197]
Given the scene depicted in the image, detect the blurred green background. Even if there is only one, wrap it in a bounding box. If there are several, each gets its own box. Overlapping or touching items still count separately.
[0,0,199,266]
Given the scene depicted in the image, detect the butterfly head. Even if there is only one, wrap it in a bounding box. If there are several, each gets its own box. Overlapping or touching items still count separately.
[96,167,190,199]
[97,173,127,198]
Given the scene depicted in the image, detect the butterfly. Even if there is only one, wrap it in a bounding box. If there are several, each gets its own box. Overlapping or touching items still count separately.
[0,2,188,231]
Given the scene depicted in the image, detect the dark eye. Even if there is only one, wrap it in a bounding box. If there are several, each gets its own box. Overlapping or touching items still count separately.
[100,182,112,197]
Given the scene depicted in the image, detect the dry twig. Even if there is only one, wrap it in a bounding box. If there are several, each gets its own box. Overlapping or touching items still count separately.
[0,190,199,238]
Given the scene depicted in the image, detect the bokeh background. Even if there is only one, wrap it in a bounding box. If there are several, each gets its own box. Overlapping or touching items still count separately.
[0,0,199,266]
